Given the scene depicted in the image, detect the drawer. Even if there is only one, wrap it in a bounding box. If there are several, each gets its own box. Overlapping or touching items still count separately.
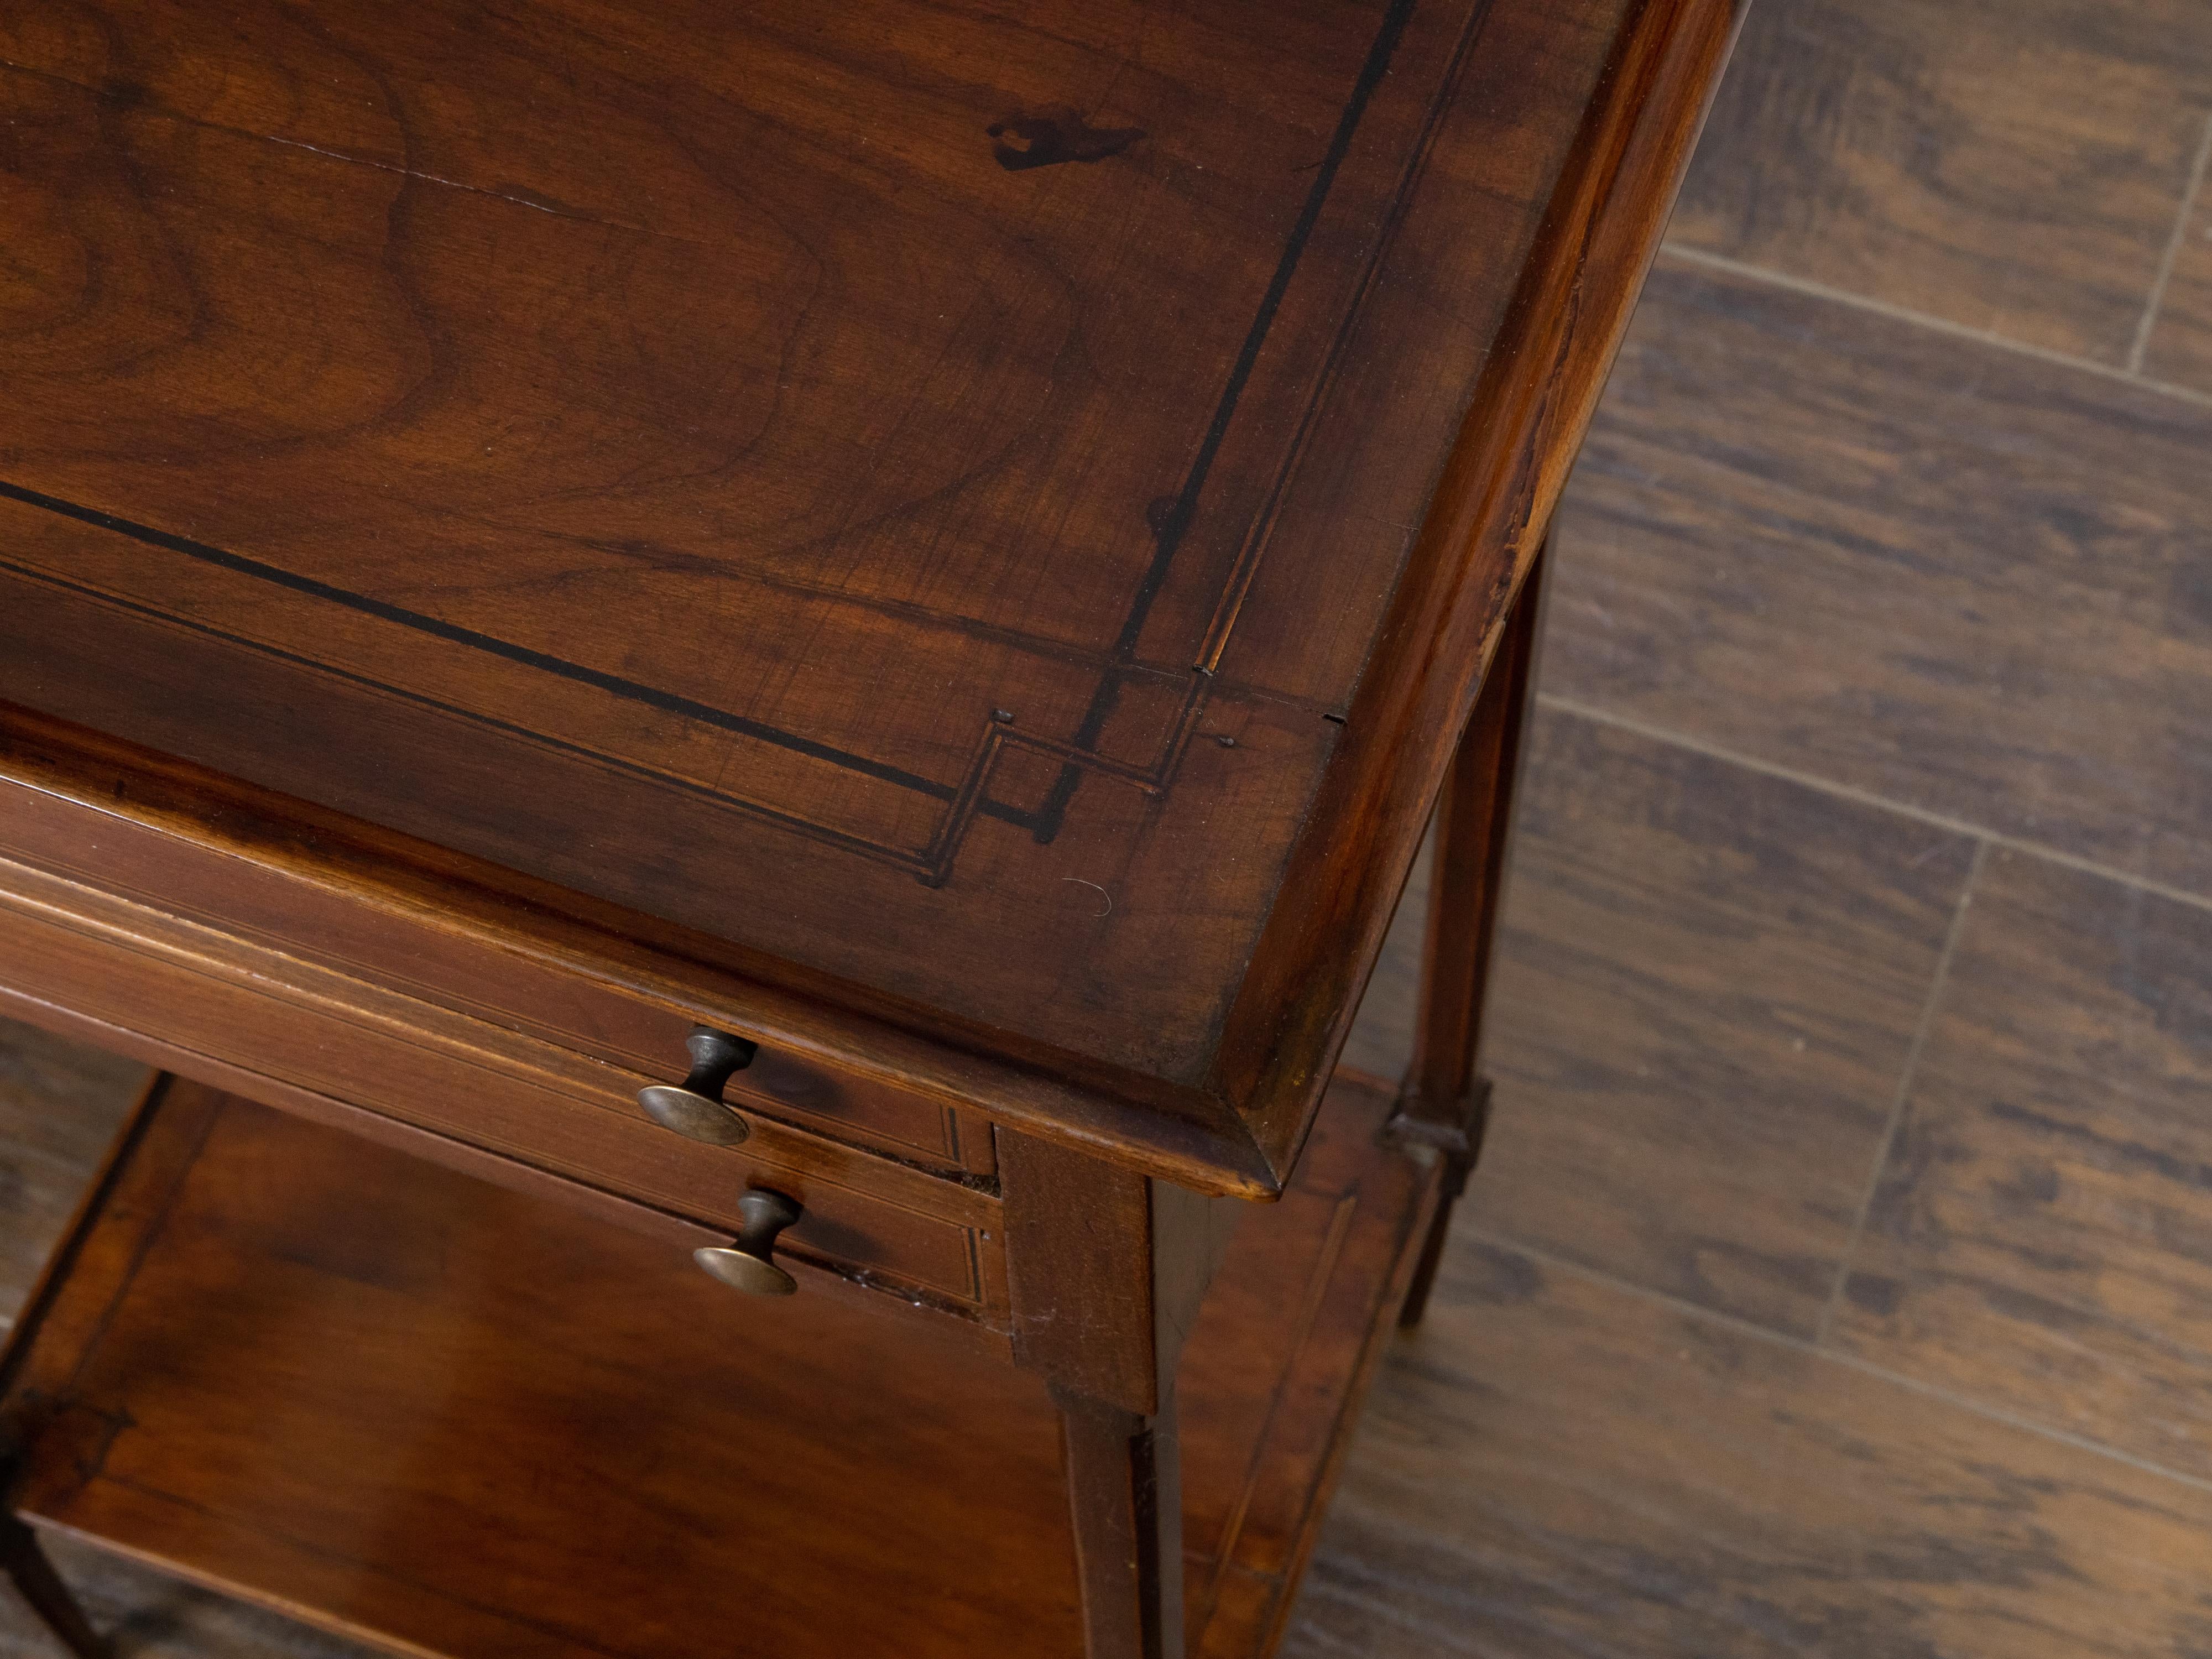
[0,852,1009,1333]
[0,766,997,1181]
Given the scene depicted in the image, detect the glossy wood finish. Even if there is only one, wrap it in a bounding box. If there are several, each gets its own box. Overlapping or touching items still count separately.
[1399,559,1545,1142]
[1003,1134,1241,1657]
[7,0,2208,1640]
[0,715,1006,1180]
[1390,546,1545,1327]
[994,536,1546,1650]
[0,857,1013,1329]
[1004,1145,1240,1420]
[1056,1391,1188,1659]
[0,0,1741,1188]
[0,1071,1434,1659]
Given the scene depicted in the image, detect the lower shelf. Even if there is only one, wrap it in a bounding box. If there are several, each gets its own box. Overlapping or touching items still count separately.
[0,1071,1436,1659]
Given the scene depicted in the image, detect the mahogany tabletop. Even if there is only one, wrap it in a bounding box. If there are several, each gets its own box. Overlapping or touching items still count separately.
[0,0,1737,1191]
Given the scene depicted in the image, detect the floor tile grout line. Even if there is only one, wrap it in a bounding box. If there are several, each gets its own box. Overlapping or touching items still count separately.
[1655,242,2212,415]
[1536,693,2212,921]
[1457,1227,2212,1501]
[1813,838,1986,1347]
[2127,109,2212,375]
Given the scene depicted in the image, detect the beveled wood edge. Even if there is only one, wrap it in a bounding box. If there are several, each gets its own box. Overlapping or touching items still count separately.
[1214,0,1751,1180]
[0,707,1278,1198]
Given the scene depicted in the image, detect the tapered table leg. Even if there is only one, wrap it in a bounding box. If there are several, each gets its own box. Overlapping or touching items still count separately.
[1392,539,1548,1328]
[1054,1387,1185,1659]
[0,1516,108,1659]
[1002,1133,1237,1659]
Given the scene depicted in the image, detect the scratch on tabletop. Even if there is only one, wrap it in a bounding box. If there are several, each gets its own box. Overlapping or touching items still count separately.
[1063,878,1114,917]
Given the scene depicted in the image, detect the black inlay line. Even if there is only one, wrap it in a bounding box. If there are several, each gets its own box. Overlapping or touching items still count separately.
[0,0,1419,865]
[1196,0,1499,685]
[1026,0,1420,844]
[0,553,1040,851]
[0,479,957,802]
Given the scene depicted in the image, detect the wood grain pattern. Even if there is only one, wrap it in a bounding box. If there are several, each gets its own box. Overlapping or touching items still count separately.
[0,0,1599,1080]
[0,0,1363,1079]
[0,707,1260,1194]
[0,1070,1434,1659]
[2142,167,2212,389]
[0,853,1015,1328]
[1549,253,2212,902]
[1287,1240,2212,1658]
[0,0,1432,1078]
[1836,848,2212,1478]
[1000,1132,1243,1656]
[1670,0,2212,362]
[0,0,1740,1185]
[0,837,998,1188]
[7,1082,1086,1659]
[1349,708,1975,1335]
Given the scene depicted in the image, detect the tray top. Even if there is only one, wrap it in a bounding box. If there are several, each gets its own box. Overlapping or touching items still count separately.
[0,0,1729,1172]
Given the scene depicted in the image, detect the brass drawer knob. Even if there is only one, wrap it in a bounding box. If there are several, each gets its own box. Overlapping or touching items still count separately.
[695,1189,801,1297]
[639,1026,759,1145]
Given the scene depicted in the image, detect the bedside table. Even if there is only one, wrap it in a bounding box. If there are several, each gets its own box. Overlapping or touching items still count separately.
[0,0,1740,1652]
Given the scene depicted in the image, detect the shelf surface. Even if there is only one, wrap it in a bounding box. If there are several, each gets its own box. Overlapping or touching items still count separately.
[0,1071,1434,1658]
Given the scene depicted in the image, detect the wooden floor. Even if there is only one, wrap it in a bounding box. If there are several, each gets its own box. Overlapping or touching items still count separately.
[1307,0,2212,1651]
[4,0,2212,1652]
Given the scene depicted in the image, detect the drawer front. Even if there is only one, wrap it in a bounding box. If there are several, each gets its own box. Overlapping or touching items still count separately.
[0,781,996,1180]
[0,854,1008,1329]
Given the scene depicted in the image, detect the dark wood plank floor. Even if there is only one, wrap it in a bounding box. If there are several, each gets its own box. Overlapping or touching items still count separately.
[2146,155,2212,387]
[1348,712,1981,1340]
[1834,849,2212,1478]
[1548,254,2212,900]
[1294,1242,2212,1659]
[3,0,2212,1653]
[1298,0,2212,1648]
[1670,0,2212,366]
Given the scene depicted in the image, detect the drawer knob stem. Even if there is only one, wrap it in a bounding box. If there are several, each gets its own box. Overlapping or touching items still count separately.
[639,1026,759,1145]
[695,1189,801,1297]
